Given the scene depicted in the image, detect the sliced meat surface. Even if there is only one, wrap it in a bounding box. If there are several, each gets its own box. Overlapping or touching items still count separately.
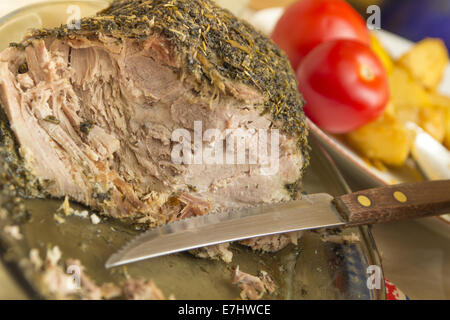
[0,0,308,229]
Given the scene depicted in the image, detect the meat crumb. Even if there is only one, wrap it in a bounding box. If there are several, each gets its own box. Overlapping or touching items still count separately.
[189,243,233,264]
[46,246,62,266]
[29,249,43,271]
[66,259,121,300]
[178,193,212,219]
[258,271,276,293]
[40,247,78,299]
[321,232,360,245]
[122,279,167,300]
[3,225,23,240]
[231,266,276,300]
[90,214,101,225]
[56,196,90,219]
[30,247,170,300]
[58,195,71,216]
[76,210,89,219]
[240,231,303,252]
[101,282,123,300]
[53,214,66,224]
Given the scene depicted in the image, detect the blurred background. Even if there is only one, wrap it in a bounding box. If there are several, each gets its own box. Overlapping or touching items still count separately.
[1,0,449,48]
[349,0,450,49]
[247,0,450,48]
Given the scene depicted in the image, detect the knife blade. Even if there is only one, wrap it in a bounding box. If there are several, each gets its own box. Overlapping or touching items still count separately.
[106,180,450,268]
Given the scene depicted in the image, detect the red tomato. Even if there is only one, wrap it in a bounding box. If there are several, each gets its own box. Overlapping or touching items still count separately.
[297,39,389,133]
[272,0,370,70]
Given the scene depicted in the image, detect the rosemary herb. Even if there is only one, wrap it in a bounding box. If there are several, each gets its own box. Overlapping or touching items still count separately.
[187,184,197,192]
[93,190,112,203]
[0,107,46,198]
[18,62,28,74]
[80,120,94,134]
[43,115,60,125]
[285,182,301,200]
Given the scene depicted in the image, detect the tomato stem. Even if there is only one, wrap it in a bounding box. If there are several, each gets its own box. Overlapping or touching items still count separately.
[360,64,375,81]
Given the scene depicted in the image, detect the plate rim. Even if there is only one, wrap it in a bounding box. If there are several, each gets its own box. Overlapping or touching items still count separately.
[310,135,386,300]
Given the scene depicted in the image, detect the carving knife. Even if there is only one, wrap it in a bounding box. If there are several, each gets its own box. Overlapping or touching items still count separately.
[106,180,450,268]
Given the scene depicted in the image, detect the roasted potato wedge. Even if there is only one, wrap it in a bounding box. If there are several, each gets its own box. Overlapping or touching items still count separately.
[388,71,447,143]
[388,66,430,124]
[346,111,412,166]
[418,105,446,142]
[398,38,449,90]
[429,93,450,148]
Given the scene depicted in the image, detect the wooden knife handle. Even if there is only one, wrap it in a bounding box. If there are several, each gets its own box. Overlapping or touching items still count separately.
[333,180,450,226]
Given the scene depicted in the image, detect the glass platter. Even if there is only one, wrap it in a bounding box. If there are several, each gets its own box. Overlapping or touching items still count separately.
[0,0,385,300]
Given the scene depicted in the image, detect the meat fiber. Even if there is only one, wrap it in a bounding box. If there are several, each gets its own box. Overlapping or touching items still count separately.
[30,246,167,300]
[189,242,233,263]
[0,0,309,229]
[231,266,276,300]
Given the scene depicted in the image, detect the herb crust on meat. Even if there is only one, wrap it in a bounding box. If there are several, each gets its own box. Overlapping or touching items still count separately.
[0,0,309,226]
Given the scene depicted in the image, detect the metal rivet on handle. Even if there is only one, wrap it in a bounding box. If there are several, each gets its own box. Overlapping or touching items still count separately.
[357,195,372,207]
[393,191,407,203]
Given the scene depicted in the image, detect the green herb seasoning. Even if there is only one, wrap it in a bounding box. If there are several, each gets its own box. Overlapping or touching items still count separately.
[187,184,197,192]
[93,189,113,203]
[18,62,28,74]
[43,115,60,125]
[285,182,301,200]
[80,120,94,134]
[0,107,47,198]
